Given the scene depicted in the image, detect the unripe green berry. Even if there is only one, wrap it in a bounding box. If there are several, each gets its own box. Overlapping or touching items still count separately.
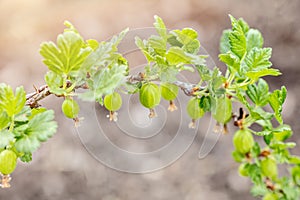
[161,83,178,101]
[62,99,79,119]
[261,158,278,180]
[233,129,254,154]
[213,96,232,124]
[238,163,249,177]
[263,193,278,200]
[104,92,122,111]
[0,150,17,175]
[139,83,161,109]
[186,97,204,120]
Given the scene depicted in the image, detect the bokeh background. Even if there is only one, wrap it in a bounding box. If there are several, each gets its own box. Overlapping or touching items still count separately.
[0,0,300,199]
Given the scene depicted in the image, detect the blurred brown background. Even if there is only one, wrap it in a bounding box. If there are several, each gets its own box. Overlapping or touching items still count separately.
[0,0,299,199]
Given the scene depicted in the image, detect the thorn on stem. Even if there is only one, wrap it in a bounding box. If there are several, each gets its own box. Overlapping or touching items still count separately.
[33,85,39,93]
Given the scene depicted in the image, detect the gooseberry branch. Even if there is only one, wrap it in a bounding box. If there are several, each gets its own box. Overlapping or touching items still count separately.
[0,15,299,200]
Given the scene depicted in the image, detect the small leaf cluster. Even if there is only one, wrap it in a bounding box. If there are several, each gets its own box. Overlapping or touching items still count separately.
[135,16,228,123]
[135,15,205,83]
[0,84,57,175]
[40,21,129,120]
[219,16,300,199]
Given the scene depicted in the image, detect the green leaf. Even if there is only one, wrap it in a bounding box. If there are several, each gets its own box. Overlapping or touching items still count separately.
[199,96,211,112]
[29,107,47,120]
[232,150,244,162]
[210,67,225,93]
[282,183,300,200]
[170,28,200,54]
[14,106,31,122]
[246,68,281,81]
[219,53,240,72]
[123,82,140,94]
[289,156,300,165]
[63,20,80,34]
[79,64,127,101]
[153,15,167,40]
[14,109,57,153]
[290,166,300,186]
[167,35,183,48]
[183,39,200,54]
[40,31,92,76]
[135,37,155,62]
[270,141,296,149]
[203,68,226,96]
[268,86,287,124]
[251,183,268,197]
[15,136,40,153]
[255,130,271,136]
[273,148,291,163]
[273,124,292,141]
[195,65,212,81]
[0,130,14,149]
[82,28,128,72]
[0,84,26,117]
[246,29,263,51]
[86,39,99,50]
[171,28,198,44]
[154,54,167,65]
[148,35,167,56]
[249,106,273,120]
[236,18,249,34]
[179,65,194,72]
[188,54,207,66]
[252,142,261,157]
[20,153,32,163]
[229,28,247,59]
[229,15,249,34]
[244,48,272,70]
[255,119,273,129]
[159,66,178,82]
[0,112,10,130]
[13,124,29,137]
[264,134,273,145]
[219,29,231,54]
[44,71,65,95]
[228,17,247,59]
[166,47,191,65]
[28,110,57,142]
[247,163,263,185]
[246,79,269,106]
[15,87,26,114]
